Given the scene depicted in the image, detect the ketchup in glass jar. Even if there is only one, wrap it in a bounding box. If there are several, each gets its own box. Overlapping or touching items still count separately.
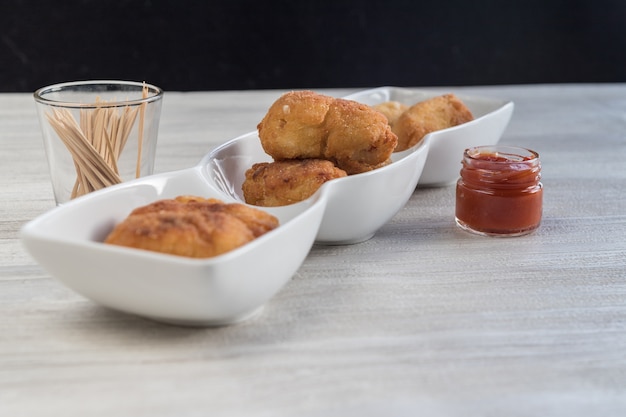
[455,145,543,236]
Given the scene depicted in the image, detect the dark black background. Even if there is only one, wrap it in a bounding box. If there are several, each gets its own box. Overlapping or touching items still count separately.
[2,0,625,92]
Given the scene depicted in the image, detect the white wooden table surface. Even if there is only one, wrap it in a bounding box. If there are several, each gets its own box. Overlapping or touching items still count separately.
[1,85,625,417]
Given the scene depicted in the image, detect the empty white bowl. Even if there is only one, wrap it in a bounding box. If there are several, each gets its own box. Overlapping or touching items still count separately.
[344,87,514,186]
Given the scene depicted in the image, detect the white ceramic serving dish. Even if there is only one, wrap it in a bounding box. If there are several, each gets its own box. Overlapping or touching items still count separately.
[204,131,430,245]
[344,87,514,186]
[21,86,513,326]
[21,134,429,325]
[21,168,326,326]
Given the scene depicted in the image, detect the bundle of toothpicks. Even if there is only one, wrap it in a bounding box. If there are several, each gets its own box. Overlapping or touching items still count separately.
[46,83,148,199]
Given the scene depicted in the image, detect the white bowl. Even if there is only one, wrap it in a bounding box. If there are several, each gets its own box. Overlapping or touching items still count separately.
[20,86,513,326]
[21,168,326,326]
[204,131,430,244]
[344,87,514,186]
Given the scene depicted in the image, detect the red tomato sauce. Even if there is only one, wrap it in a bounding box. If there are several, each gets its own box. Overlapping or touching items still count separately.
[455,146,542,236]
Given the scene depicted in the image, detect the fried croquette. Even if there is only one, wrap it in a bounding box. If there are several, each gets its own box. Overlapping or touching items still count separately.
[257,91,397,174]
[104,197,279,258]
[257,90,333,160]
[242,159,347,207]
[324,98,396,174]
[372,101,409,128]
[392,94,474,151]
[201,200,280,237]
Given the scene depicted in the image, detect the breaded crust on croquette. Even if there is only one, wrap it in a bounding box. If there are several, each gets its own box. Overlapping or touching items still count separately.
[242,159,347,207]
[257,90,333,160]
[104,197,278,258]
[372,101,409,128]
[324,98,396,174]
[392,94,474,151]
[257,91,397,174]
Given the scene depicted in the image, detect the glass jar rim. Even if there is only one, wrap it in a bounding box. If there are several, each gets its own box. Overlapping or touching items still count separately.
[33,80,163,109]
[464,145,539,163]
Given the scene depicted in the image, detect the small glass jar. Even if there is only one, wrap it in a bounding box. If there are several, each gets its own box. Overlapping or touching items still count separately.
[455,145,543,237]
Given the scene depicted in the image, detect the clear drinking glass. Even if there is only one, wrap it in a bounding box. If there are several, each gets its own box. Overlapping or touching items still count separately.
[34,80,163,205]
